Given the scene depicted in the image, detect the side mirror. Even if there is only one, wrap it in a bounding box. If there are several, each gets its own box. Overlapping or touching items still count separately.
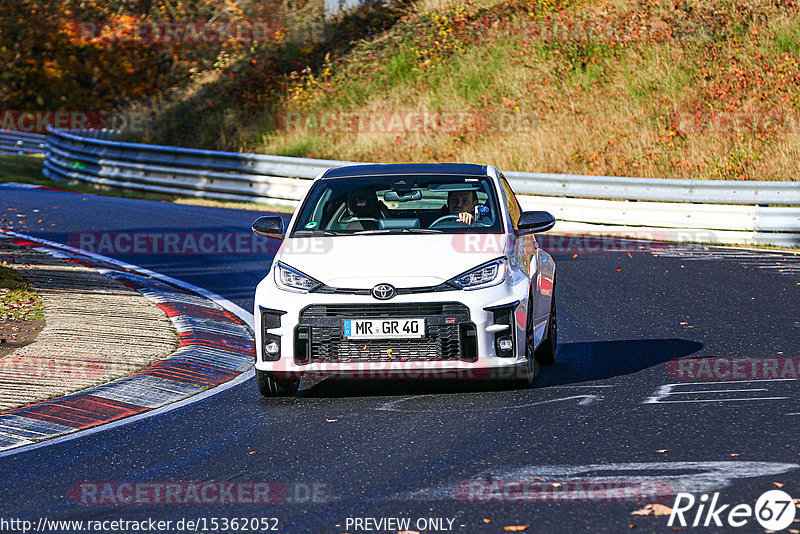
[518,211,556,233]
[251,216,284,239]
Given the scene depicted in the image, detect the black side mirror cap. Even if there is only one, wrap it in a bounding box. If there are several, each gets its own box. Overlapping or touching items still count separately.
[518,211,556,233]
[251,216,284,239]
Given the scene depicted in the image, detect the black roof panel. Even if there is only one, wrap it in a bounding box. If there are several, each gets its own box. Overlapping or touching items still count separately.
[321,163,488,179]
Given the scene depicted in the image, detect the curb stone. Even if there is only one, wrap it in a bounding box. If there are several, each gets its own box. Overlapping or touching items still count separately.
[0,234,255,452]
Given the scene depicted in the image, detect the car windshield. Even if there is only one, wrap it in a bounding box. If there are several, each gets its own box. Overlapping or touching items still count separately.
[290,175,504,237]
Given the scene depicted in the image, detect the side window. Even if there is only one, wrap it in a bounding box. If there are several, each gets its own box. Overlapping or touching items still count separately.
[498,175,522,229]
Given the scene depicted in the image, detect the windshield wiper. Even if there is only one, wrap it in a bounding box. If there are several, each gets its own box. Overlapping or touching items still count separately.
[400,228,443,234]
[351,228,443,235]
[351,229,392,235]
[293,230,341,236]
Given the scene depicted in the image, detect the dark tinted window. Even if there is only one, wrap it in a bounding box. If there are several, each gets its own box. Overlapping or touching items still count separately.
[498,175,522,229]
[291,175,504,236]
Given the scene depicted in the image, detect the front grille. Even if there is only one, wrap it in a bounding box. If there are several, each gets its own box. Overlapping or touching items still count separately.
[300,302,468,318]
[296,302,472,363]
[308,325,462,363]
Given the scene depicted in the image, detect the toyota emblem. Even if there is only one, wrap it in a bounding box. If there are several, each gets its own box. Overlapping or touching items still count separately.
[372,284,396,300]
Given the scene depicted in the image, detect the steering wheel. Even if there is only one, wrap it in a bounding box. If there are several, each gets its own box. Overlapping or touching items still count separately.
[429,214,462,228]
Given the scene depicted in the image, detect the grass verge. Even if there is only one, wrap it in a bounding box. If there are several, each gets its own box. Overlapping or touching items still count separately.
[0,263,44,322]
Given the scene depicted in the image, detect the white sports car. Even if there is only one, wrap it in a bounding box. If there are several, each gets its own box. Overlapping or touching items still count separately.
[252,163,557,396]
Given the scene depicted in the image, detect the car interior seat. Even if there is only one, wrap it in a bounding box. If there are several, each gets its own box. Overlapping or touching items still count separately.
[345,189,381,231]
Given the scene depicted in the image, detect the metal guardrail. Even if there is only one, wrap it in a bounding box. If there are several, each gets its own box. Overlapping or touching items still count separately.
[505,171,800,205]
[0,129,47,155]
[24,126,800,247]
[43,127,339,206]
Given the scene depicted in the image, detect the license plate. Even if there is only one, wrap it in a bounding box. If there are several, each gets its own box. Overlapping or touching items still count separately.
[343,318,425,339]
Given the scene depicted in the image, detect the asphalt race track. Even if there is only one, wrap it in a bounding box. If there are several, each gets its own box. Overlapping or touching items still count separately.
[1,184,799,533]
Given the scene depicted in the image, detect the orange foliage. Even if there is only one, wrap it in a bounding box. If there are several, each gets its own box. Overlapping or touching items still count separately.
[0,0,274,114]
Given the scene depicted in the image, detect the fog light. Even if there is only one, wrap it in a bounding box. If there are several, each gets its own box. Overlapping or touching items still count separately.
[497,336,513,352]
[265,341,279,355]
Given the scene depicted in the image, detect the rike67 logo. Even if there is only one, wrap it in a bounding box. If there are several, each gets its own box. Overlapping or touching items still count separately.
[668,489,797,530]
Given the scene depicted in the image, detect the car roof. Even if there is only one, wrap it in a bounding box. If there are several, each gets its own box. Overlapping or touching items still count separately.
[320,163,489,179]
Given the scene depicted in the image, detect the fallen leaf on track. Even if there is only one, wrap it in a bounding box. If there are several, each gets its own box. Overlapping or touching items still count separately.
[503,527,528,532]
[631,504,673,516]
[774,482,785,488]
[656,449,669,453]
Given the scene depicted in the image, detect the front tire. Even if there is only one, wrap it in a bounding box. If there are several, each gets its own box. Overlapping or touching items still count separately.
[513,347,539,388]
[506,301,541,389]
[534,296,557,366]
[256,369,299,397]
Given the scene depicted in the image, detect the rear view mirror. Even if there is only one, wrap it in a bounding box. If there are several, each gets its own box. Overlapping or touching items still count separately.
[518,211,556,233]
[251,216,284,239]
[384,190,422,202]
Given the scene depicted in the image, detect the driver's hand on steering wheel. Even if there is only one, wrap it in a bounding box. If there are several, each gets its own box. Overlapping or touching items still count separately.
[457,211,474,225]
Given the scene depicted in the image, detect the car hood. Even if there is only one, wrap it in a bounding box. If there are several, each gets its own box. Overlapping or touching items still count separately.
[276,234,508,288]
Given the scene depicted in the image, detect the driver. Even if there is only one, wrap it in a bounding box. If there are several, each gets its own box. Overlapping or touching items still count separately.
[446,190,478,225]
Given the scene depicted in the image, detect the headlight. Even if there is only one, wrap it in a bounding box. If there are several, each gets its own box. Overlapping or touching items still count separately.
[449,258,507,290]
[274,262,321,292]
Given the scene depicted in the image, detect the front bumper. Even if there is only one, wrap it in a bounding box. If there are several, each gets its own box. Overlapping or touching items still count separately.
[254,274,545,379]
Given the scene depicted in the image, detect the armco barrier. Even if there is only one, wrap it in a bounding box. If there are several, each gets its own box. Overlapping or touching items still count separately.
[0,129,47,155]
[26,126,800,247]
